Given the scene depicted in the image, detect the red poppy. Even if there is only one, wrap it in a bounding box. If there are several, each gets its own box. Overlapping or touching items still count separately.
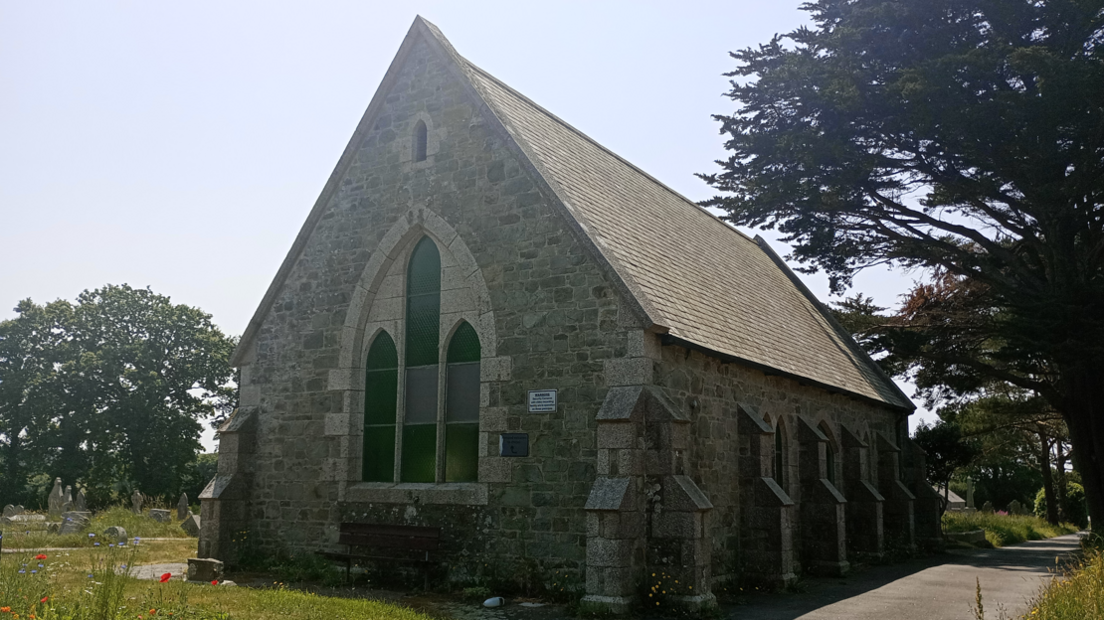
[211,580,218,585]
[39,598,47,603]
[159,573,172,583]
[34,554,47,561]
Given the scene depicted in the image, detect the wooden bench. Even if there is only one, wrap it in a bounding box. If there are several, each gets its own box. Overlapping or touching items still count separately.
[317,523,441,589]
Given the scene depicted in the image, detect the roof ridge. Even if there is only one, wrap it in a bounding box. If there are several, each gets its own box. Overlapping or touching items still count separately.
[460,60,759,247]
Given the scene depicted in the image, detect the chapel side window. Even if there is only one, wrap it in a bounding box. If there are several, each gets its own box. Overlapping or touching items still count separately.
[445,322,480,482]
[402,237,441,482]
[414,120,428,162]
[774,422,787,490]
[363,332,398,482]
[820,422,836,485]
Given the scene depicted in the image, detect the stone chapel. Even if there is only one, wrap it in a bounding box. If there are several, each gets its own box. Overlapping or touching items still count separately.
[200,17,943,612]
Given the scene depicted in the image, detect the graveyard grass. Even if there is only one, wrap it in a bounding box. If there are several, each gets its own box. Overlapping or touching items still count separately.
[942,512,1078,547]
[1025,540,1104,619]
[1,541,433,620]
[4,507,191,550]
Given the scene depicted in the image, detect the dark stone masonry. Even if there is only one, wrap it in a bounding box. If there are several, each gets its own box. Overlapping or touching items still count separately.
[199,17,939,613]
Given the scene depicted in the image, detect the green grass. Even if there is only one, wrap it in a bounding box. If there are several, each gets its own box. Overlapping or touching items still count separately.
[1025,543,1104,619]
[3,506,191,549]
[942,512,1078,548]
[0,543,435,620]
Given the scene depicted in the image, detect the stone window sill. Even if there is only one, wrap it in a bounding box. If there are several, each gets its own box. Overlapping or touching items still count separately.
[346,482,488,506]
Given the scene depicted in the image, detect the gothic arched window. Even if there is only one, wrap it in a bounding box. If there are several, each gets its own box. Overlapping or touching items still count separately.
[413,120,428,162]
[774,421,788,491]
[445,322,480,482]
[363,332,398,482]
[361,235,483,485]
[402,237,441,482]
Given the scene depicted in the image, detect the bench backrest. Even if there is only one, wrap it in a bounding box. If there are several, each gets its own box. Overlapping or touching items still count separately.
[338,523,441,551]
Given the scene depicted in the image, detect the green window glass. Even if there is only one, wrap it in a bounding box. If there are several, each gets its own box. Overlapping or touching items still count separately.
[402,237,441,482]
[445,322,480,482]
[363,332,397,482]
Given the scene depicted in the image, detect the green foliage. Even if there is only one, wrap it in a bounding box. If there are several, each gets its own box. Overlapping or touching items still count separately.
[1025,544,1104,619]
[1037,482,1090,529]
[179,453,219,504]
[0,284,236,507]
[942,511,1077,547]
[913,420,979,493]
[700,0,1104,526]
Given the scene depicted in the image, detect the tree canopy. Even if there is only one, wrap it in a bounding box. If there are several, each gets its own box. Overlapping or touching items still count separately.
[0,284,235,507]
[702,0,1104,523]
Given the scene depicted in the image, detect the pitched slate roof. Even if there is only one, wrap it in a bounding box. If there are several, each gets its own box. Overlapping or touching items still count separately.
[232,17,913,412]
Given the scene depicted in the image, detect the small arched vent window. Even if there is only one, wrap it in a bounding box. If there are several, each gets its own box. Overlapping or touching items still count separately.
[363,332,398,482]
[413,120,428,162]
[445,322,480,482]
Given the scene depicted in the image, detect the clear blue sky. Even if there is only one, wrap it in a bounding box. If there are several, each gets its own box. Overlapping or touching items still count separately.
[0,1,933,439]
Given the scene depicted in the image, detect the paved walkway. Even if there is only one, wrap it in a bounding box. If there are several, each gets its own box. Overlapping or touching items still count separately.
[726,533,1085,620]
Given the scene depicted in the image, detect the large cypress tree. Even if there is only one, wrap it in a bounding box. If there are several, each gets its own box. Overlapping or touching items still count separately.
[701,0,1104,523]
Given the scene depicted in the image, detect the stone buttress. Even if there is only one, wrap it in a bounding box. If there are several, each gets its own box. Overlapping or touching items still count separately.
[796,417,849,576]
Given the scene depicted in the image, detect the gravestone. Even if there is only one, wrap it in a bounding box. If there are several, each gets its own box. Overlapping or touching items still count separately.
[59,511,91,534]
[64,485,73,506]
[131,490,144,515]
[75,489,87,511]
[15,505,24,515]
[2,504,17,518]
[180,513,201,537]
[1008,500,1022,515]
[48,478,64,517]
[103,526,128,544]
[149,508,171,523]
[981,501,994,513]
[966,478,975,509]
[177,493,189,521]
[186,558,223,583]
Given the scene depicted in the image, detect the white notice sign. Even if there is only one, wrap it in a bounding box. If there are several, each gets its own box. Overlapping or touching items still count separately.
[527,389,558,413]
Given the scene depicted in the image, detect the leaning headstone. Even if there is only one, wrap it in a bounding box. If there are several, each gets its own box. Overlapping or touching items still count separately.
[64,485,73,506]
[2,504,16,518]
[59,511,91,534]
[48,478,64,517]
[186,558,224,583]
[103,526,128,544]
[7,513,46,523]
[75,489,87,511]
[149,508,171,523]
[180,513,201,537]
[177,493,189,521]
[131,490,143,515]
[1008,500,1022,515]
[14,505,24,515]
[981,501,994,513]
